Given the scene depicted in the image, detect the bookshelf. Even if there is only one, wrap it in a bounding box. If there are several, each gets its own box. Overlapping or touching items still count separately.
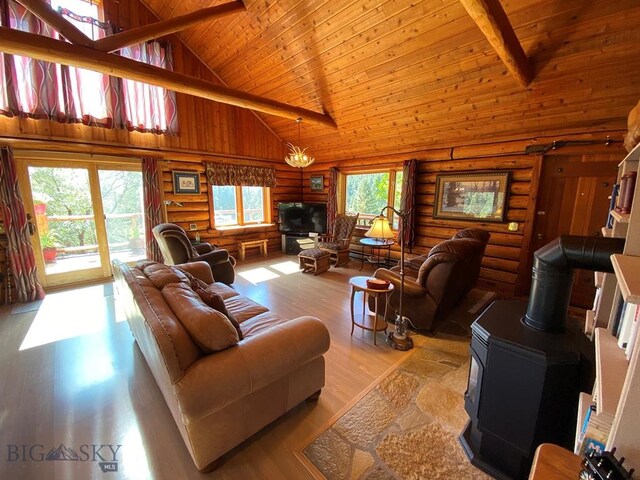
[580,140,640,467]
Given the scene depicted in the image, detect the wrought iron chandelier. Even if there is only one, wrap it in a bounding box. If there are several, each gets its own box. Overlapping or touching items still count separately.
[284,117,314,168]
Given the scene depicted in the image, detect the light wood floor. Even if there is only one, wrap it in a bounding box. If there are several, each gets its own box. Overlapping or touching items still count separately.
[0,253,432,480]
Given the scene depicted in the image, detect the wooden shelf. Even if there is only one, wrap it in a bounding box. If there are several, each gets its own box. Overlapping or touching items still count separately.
[611,210,630,224]
[611,254,640,304]
[575,392,593,453]
[595,271,604,288]
[619,141,640,165]
[595,328,628,417]
[601,227,613,238]
[585,309,596,336]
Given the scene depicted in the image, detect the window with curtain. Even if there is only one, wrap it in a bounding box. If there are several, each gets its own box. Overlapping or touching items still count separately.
[211,185,269,227]
[0,0,178,134]
[344,169,403,228]
[120,42,179,134]
[205,163,275,228]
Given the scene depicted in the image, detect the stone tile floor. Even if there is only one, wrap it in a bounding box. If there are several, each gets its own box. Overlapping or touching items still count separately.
[303,291,495,480]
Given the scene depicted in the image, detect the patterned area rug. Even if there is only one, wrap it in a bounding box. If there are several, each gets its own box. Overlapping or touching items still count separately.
[301,289,496,480]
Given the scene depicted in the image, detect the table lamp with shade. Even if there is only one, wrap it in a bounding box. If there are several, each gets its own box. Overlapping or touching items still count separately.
[365,207,414,351]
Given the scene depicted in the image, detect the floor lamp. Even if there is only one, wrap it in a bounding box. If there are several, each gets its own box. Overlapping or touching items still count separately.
[365,207,414,351]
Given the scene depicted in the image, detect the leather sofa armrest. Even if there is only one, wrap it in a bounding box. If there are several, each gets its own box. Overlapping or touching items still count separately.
[373,268,428,297]
[194,243,214,255]
[195,248,231,266]
[174,316,330,420]
[177,261,215,284]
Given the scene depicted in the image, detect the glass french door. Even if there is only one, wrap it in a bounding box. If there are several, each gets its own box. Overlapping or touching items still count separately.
[16,154,145,288]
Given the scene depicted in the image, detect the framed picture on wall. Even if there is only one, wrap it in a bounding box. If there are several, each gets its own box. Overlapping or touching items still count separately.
[173,171,200,194]
[310,175,324,192]
[433,171,510,222]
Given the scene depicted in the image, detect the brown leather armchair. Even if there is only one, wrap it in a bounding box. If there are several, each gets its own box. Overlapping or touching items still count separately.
[371,232,489,331]
[403,228,490,297]
[152,223,236,285]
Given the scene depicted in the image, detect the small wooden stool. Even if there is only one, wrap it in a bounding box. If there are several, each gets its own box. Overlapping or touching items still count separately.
[298,248,331,275]
[238,239,268,261]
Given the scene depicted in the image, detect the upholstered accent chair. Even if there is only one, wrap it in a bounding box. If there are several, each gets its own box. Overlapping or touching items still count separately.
[152,223,236,285]
[371,229,490,331]
[317,213,359,267]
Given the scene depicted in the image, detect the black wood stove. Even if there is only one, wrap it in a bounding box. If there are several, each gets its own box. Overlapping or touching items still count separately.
[459,235,625,480]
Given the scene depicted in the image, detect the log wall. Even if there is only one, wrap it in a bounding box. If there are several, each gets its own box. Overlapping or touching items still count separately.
[303,137,628,297]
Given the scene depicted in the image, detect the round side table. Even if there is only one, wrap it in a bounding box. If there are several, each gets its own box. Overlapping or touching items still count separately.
[348,276,394,345]
[358,238,394,270]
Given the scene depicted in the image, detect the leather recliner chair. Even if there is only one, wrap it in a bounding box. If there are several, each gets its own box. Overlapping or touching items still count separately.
[370,229,490,331]
[152,223,236,285]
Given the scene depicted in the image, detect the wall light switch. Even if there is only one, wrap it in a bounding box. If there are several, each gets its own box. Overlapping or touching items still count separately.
[189,224,197,231]
[507,222,519,232]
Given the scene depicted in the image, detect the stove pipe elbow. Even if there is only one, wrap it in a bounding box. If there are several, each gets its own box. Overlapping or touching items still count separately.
[524,235,625,332]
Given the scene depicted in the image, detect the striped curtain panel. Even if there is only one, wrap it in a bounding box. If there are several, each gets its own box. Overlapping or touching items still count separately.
[120,42,179,135]
[0,0,178,135]
[327,167,339,233]
[399,159,418,249]
[142,156,163,263]
[0,147,45,303]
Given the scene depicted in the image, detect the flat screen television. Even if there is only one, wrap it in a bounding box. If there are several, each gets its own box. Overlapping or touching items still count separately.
[278,202,327,234]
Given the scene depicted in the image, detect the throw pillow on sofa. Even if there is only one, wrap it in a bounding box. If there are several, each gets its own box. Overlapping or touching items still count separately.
[161,282,239,353]
[193,286,244,340]
[174,267,244,340]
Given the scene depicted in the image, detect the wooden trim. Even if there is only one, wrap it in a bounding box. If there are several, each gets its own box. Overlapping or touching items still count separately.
[515,154,543,295]
[15,0,94,48]
[458,0,534,87]
[0,135,281,166]
[0,27,337,128]
[94,1,246,53]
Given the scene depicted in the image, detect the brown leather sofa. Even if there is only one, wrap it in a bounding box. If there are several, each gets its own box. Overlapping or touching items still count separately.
[371,229,490,331]
[112,259,330,472]
[152,223,236,285]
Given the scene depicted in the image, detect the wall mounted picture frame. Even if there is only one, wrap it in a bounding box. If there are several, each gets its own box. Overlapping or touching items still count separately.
[433,171,510,222]
[310,175,324,192]
[173,171,200,194]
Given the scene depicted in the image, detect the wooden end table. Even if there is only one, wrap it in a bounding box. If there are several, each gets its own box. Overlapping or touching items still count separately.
[348,276,394,345]
[358,238,394,270]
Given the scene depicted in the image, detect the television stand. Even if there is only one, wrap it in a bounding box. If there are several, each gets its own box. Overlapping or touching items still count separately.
[281,233,319,254]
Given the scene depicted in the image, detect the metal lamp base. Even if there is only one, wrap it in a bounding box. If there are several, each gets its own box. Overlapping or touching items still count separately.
[386,332,414,351]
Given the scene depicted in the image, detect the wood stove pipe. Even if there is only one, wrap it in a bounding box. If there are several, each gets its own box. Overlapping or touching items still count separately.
[524,235,625,332]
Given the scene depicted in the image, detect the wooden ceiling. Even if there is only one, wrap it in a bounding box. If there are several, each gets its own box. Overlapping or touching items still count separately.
[138,0,640,162]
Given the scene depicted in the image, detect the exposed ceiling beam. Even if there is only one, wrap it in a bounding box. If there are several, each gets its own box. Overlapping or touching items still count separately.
[459,0,533,87]
[15,0,94,48]
[94,1,246,53]
[0,27,337,129]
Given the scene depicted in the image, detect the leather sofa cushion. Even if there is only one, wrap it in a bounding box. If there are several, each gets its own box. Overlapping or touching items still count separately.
[140,261,190,289]
[240,310,290,338]
[176,268,244,340]
[162,283,239,353]
[225,295,270,323]
[205,282,239,301]
[194,286,243,340]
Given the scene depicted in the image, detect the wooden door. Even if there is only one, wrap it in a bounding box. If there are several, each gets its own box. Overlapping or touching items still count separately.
[531,155,618,309]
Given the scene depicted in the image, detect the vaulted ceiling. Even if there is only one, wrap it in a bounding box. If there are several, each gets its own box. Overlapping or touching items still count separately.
[139,0,640,162]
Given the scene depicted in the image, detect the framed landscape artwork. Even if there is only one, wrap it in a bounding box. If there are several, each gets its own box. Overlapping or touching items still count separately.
[173,171,200,194]
[310,175,324,192]
[433,171,510,222]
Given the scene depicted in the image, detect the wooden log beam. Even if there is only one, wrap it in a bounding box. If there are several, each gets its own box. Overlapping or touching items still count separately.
[459,0,533,87]
[15,0,94,48]
[94,1,246,53]
[0,27,337,128]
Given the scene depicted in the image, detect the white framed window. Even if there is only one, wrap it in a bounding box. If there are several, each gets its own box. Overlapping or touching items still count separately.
[211,186,270,228]
[343,169,403,228]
